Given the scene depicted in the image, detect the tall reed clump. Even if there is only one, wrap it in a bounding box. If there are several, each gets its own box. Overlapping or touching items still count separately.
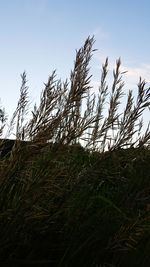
[0,36,150,267]
[0,36,149,151]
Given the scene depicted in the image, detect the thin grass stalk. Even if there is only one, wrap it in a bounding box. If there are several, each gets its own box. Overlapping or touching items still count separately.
[88,57,109,149]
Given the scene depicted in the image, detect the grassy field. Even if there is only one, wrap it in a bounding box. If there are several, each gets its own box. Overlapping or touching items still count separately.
[0,36,150,266]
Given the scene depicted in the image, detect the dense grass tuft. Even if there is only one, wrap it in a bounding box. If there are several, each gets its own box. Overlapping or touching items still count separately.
[0,36,150,266]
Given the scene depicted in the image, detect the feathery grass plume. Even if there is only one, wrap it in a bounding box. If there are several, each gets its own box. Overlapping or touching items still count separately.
[6,71,29,141]
[26,36,96,146]
[111,78,150,150]
[68,36,94,142]
[105,58,125,149]
[54,79,69,142]
[26,70,62,142]
[86,57,109,150]
[113,89,135,148]
[109,58,124,122]
[85,58,126,152]
[59,36,97,146]
[81,90,96,147]
[0,72,29,180]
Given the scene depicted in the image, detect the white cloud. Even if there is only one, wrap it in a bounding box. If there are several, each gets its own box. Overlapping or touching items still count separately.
[121,64,150,86]
[94,50,150,90]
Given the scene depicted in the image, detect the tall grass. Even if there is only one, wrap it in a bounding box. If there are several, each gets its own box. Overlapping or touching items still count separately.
[0,36,149,151]
[0,36,150,266]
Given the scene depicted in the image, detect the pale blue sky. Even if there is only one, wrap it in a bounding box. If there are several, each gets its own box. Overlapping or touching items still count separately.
[0,0,150,124]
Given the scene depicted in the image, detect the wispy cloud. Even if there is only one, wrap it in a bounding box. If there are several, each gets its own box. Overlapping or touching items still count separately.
[94,50,150,90]
[121,63,150,85]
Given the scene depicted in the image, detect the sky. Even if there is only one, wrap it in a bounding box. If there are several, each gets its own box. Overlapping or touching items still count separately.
[0,0,150,129]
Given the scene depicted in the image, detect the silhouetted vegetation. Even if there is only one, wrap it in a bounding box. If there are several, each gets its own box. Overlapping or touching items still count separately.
[0,36,150,266]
